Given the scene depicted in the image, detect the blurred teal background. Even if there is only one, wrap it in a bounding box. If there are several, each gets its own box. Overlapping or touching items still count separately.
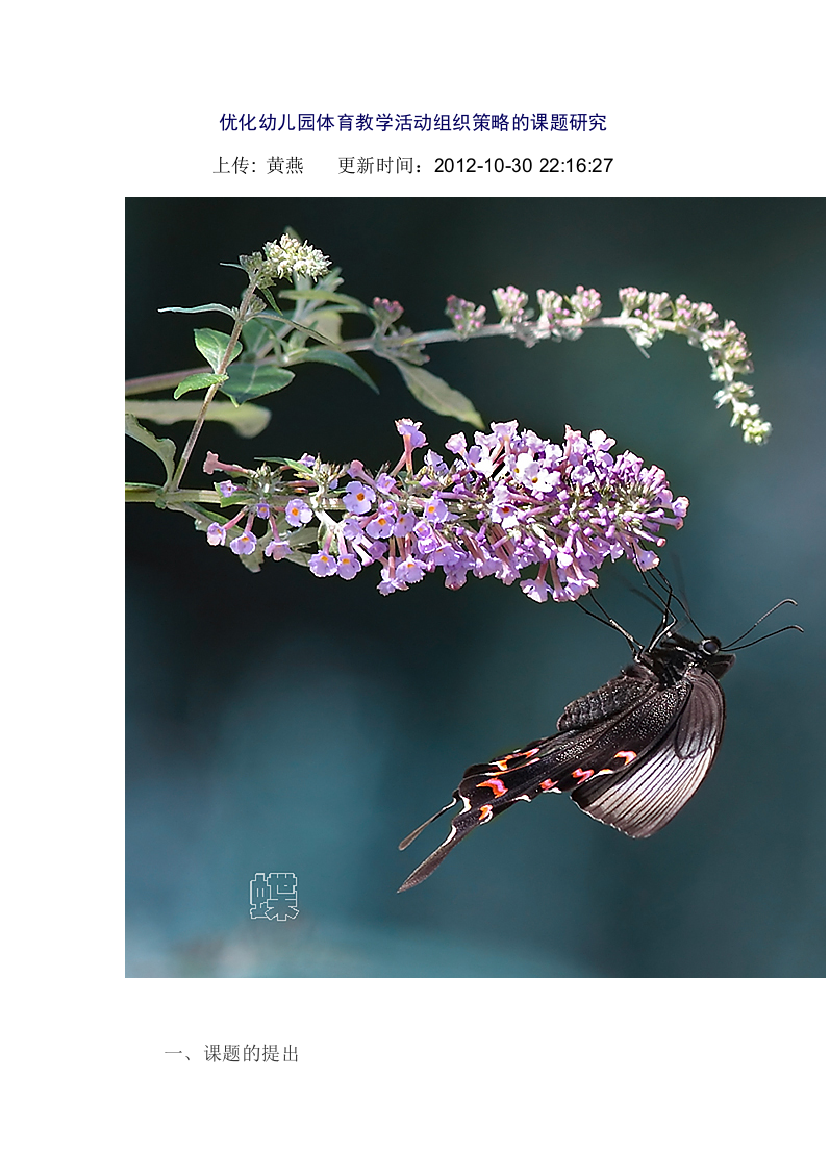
[126,198,825,977]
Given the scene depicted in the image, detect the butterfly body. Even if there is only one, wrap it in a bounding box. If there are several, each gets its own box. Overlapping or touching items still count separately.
[398,631,735,893]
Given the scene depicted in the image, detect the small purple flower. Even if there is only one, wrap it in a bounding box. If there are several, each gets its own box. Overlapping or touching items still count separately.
[217,480,237,498]
[394,512,416,538]
[430,543,462,568]
[342,516,364,540]
[444,561,471,590]
[490,495,521,527]
[396,419,427,448]
[230,530,257,556]
[203,452,248,476]
[366,514,395,539]
[424,450,448,476]
[343,481,375,515]
[206,522,226,546]
[265,535,291,560]
[492,420,519,444]
[309,550,337,577]
[421,496,448,524]
[466,445,497,477]
[284,498,312,527]
[397,554,427,583]
[336,553,361,580]
[378,566,405,594]
[256,501,271,519]
[633,549,659,570]
[374,472,398,493]
[521,577,550,603]
[414,522,439,555]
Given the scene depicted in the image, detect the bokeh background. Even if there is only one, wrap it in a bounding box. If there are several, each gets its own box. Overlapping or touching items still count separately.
[126,198,825,977]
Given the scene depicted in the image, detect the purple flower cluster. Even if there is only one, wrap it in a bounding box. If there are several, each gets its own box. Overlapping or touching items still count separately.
[200,420,688,602]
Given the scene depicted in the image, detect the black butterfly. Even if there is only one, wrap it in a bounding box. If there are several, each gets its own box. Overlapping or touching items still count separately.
[397,598,799,893]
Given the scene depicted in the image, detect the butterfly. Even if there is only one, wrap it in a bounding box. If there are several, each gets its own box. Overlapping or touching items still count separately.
[397,596,799,893]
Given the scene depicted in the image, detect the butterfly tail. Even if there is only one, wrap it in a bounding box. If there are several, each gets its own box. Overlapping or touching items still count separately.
[398,797,459,852]
[398,798,514,892]
[397,828,465,893]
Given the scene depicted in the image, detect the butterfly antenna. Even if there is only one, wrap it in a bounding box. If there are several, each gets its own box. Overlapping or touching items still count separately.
[575,597,640,653]
[398,798,458,851]
[724,623,803,651]
[723,599,799,649]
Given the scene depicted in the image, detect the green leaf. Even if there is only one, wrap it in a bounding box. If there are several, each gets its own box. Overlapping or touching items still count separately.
[158,303,234,317]
[278,290,371,313]
[258,455,314,472]
[389,360,484,427]
[239,544,264,573]
[221,363,295,405]
[173,371,226,399]
[289,348,378,394]
[194,327,242,372]
[125,414,176,486]
[242,318,276,358]
[305,309,343,345]
[127,397,272,439]
[283,549,312,568]
[256,309,339,349]
[286,525,319,548]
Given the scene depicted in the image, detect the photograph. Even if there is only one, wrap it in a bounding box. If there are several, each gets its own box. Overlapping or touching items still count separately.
[126,196,826,979]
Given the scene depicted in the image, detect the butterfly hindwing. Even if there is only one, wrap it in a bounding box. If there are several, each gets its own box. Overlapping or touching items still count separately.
[398,664,677,892]
[572,667,726,837]
[398,631,734,891]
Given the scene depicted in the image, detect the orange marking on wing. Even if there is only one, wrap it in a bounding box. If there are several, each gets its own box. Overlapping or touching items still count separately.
[494,759,509,772]
[572,768,595,781]
[540,778,556,791]
[478,804,494,823]
[613,750,637,764]
[477,777,508,798]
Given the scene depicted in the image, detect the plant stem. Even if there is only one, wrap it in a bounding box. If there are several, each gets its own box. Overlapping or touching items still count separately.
[168,282,259,492]
[128,315,698,395]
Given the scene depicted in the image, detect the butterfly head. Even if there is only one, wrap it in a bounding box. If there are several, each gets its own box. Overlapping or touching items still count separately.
[646,630,736,682]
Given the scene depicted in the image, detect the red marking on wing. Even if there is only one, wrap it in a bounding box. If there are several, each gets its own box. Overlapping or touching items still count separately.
[614,750,637,764]
[477,777,508,798]
[572,768,595,781]
[540,778,556,791]
[478,804,494,823]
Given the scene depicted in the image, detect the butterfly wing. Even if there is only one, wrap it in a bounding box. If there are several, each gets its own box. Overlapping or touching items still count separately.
[397,731,581,893]
[571,666,726,837]
[398,663,683,892]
